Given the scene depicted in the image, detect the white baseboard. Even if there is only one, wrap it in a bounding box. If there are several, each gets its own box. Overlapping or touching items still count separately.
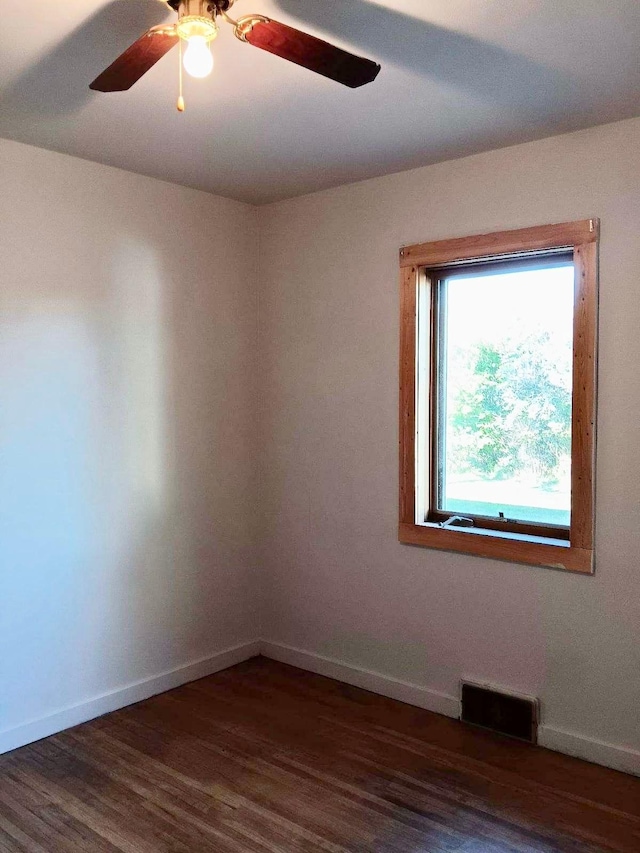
[0,640,261,756]
[260,641,460,719]
[539,725,640,778]
[260,641,640,778]
[4,638,638,779]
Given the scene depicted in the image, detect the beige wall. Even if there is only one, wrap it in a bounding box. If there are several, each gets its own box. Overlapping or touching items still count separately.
[3,117,640,773]
[258,117,640,769]
[0,139,260,746]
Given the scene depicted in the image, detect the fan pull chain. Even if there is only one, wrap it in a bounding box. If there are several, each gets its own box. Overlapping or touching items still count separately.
[177,38,185,112]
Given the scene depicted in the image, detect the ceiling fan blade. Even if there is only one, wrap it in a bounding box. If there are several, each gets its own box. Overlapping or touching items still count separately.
[243,18,381,88]
[90,27,178,92]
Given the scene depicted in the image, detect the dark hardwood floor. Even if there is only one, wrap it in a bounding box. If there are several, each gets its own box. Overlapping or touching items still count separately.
[0,657,638,852]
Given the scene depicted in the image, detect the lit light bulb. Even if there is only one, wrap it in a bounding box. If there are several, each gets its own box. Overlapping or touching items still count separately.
[183,36,214,78]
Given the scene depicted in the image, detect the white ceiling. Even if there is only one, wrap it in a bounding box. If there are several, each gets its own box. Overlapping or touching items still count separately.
[1,0,640,205]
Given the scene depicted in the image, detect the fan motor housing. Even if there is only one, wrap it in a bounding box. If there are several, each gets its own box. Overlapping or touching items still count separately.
[167,0,235,11]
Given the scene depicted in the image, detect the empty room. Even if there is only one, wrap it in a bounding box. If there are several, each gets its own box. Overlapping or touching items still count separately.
[1,1,639,850]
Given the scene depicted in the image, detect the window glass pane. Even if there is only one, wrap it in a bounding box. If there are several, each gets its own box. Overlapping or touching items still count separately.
[439,262,574,528]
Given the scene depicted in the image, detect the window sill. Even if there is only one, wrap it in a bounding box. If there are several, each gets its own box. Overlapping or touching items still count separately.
[398,521,593,574]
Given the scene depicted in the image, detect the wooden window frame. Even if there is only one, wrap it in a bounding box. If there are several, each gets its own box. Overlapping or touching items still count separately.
[399,220,599,573]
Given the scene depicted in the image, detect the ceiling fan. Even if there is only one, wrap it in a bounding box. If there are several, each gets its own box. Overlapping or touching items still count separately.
[90,0,381,102]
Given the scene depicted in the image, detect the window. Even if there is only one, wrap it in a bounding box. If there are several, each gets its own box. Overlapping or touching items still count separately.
[429,253,575,539]
[399,220,598,572]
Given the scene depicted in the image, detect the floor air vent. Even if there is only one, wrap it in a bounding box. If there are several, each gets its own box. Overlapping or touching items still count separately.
[461,682,539,743]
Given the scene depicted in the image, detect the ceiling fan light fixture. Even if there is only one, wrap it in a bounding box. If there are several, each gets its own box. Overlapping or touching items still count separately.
[175,15,218,43]
[176,15,218,79]
[183,34,214,78]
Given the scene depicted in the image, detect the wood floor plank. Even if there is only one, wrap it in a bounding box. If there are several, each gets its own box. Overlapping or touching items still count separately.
[0,657,638,852]
[118,692,572,851]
